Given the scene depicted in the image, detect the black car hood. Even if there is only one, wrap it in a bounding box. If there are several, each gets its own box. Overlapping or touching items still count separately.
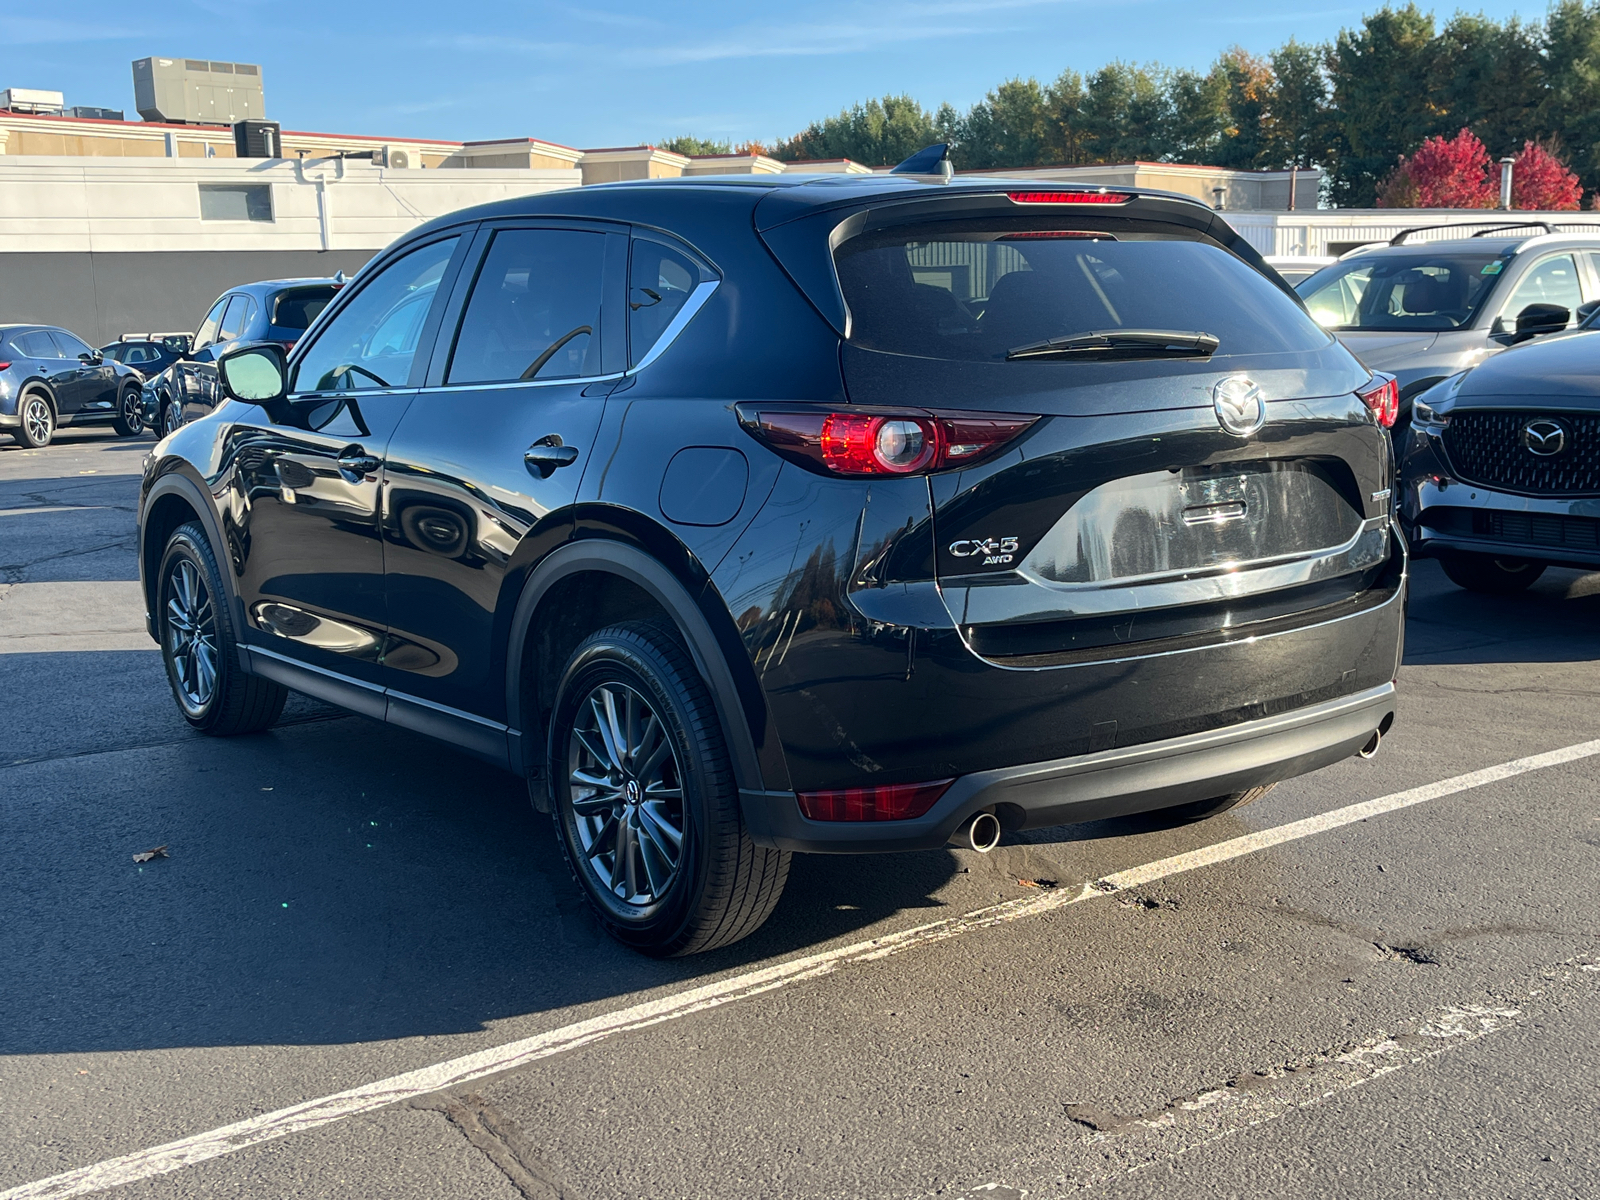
[1455,329,1600,401]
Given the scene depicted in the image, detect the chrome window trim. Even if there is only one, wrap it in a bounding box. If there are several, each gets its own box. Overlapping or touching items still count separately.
[627,279,719,375]
[411,372,626,397]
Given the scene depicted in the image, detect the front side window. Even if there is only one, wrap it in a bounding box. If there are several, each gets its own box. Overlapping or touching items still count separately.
[293,237,458,393]
[629,239,704,367]
[217,295,252,342]
[837,228,1330,361]
[49,330,95,359]
[195,298,229,348]
[447,229,606,384]
[1298,253,1501,331]
[1499,254,1582,325]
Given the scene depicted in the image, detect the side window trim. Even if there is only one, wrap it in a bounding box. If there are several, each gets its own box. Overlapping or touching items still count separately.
[424,218,627,391]
[288,231,474,396]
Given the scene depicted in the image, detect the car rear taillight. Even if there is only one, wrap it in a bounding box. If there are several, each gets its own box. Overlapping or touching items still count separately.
[277,340,297,354]
[797,778,954,822]
[0,362,11,371]
[740,407,1037,477]
[1357,373,1400,428]
[1007,190,1132,205]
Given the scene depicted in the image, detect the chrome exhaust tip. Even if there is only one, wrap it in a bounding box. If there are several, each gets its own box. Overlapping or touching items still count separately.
[951,811,1003,853]
[1359,729,1382,759]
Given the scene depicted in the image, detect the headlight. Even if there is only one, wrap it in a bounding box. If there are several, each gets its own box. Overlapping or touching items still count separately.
[1412,399,1449,429]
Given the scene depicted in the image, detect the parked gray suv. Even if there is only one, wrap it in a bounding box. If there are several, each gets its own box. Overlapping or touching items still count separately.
[1296,224,1600,438]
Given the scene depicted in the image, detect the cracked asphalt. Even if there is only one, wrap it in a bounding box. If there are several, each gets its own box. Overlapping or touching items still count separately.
[2,427,1598,1200]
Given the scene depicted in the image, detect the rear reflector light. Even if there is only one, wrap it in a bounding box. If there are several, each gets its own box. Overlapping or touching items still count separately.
[798,778,954,822]
[1007,190,1131,205]
[742,408,1037,477]
[1357,373,1400,428]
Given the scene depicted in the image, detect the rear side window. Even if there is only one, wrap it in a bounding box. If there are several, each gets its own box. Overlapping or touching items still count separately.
[13,331,58,358]
[836,229,1330,361]
[272,286,339,331]
[629,239,705,367]
[447,229,606,384]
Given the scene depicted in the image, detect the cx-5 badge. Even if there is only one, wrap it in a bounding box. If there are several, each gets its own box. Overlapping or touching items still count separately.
[1522,418,1567,456]
[949,536,1019,566]
[1213,376,1266,437]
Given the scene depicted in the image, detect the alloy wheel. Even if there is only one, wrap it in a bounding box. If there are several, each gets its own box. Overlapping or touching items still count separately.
[165,558,218,715]
[162,402,180,437]
[22,396,52,445]
[567,682,687,909]
[122,389,143,433]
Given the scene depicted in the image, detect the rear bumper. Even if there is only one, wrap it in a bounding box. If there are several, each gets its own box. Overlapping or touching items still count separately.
[744,681,1396,853]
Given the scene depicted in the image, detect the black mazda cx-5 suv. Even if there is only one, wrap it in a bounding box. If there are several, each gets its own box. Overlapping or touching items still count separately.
[137,149,1406,955]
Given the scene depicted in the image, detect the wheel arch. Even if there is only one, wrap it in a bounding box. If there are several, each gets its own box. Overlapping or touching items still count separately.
[140,468,240,644]
[506,535,782,805]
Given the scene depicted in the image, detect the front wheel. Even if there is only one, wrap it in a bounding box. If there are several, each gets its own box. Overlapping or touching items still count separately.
[549,622,790,957]
[16,392,54,448]
[160,398,182,438]
[158,522,287,735]
[113,385,145,436]
[1440,551,1545,595]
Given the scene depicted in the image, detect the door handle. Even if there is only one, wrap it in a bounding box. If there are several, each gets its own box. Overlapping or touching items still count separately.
[524,438,580,479]
[337,448,382,476]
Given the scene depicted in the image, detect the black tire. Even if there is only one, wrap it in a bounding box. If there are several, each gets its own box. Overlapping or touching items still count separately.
[15,391,54,448]
[1440,551,1545,595]
[113,383,144,437]
[160,397,182,438]
[157,521,287,735]
[548,622,790,957]
[1164,784,1276,823]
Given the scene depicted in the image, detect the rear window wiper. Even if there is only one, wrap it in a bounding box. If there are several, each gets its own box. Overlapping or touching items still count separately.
[1006,329,1220,361]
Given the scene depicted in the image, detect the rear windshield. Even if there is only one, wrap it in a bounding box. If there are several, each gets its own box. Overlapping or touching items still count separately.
[835,227,1330,361]
[1296,252,1502,332]
[272,286,340,331]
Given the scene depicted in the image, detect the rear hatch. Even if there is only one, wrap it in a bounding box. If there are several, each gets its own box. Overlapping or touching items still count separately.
[762,187,1396,662]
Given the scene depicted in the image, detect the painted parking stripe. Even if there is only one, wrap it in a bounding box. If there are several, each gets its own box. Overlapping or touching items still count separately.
[7,736,1600,1200]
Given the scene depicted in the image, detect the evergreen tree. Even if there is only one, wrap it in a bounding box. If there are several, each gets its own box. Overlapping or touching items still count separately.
[1324,4,1441,205]
[1262,40,1329,170]
[770,95,940,167]
[1542,0,1600,194]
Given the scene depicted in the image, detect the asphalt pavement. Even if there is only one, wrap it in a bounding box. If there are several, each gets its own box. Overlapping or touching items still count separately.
[2,426,1598,1200]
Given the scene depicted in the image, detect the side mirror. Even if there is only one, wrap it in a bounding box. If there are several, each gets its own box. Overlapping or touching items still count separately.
[1512,302,1569,343]
[1578,300,1600,327]
[218,343,288,404]
[162,335,192,355]
[79,350,103,365]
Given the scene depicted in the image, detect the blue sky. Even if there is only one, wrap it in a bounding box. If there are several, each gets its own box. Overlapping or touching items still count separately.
[11,1,1552,149]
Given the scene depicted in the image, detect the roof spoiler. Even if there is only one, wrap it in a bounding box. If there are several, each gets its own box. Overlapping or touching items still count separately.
[889,143,953,181]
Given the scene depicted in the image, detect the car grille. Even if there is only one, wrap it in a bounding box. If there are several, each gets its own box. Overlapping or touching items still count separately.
[1470,509,1600,552]
[1440,410,1600,495]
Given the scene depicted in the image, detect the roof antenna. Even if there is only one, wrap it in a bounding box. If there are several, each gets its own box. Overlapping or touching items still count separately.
[890,143,953,180]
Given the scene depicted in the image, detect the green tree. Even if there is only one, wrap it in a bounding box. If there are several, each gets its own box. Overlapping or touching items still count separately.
[1166,65,1232,164]
[948,78,1051,170]
[770,94,940,167]
[1210,49,1272,167]
[1542,0,1600,194]
[1262,39,1331,169]
[1431,14,1546,158]
[1324,4,1441,206]
[1079,62,1171,162]
[658,136,732,157]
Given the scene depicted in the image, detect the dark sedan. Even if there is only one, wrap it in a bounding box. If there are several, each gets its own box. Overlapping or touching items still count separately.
[1,324,146,447]
[142,278,343,436]
[1401,328,1600,591]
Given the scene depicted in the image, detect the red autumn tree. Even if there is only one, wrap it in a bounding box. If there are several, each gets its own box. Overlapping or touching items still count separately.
[1510,140,1582,210]
[1377,128,1495,208]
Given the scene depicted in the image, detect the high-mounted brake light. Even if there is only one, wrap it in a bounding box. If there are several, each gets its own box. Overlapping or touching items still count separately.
[798,778,954,822]
[1001,230,1118,240]
[740,407,1038,477]
[1006,190,1132,205]
[1357,373,1400,428]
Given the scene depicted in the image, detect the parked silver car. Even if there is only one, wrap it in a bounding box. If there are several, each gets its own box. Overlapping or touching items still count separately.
[1296,223,1600,437]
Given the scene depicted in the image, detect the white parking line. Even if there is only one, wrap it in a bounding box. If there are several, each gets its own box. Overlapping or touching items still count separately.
[7,737,1600,1200]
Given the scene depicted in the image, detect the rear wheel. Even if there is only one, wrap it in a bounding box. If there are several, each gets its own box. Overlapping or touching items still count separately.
[1440,551,1545,595]
[1164,784,1276,823]
[113,384,144,436]
[549,622,789,957]
[16,392,54,448]
[158,521,286,735]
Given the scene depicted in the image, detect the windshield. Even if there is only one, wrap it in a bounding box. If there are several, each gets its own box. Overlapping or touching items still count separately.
[835,228,1329,362]
[1296,252,1503,332]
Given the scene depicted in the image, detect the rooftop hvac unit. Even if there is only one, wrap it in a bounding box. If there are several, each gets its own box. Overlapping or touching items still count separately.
[233,119,281,159]
[376,145,413,169]
[66,106,126,121]
[0,88,65,115]
[132,57,265,124]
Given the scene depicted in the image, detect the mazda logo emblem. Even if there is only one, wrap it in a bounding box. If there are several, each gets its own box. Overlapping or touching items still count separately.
[1213,377,1265,437]
[1522,418,1567,457]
